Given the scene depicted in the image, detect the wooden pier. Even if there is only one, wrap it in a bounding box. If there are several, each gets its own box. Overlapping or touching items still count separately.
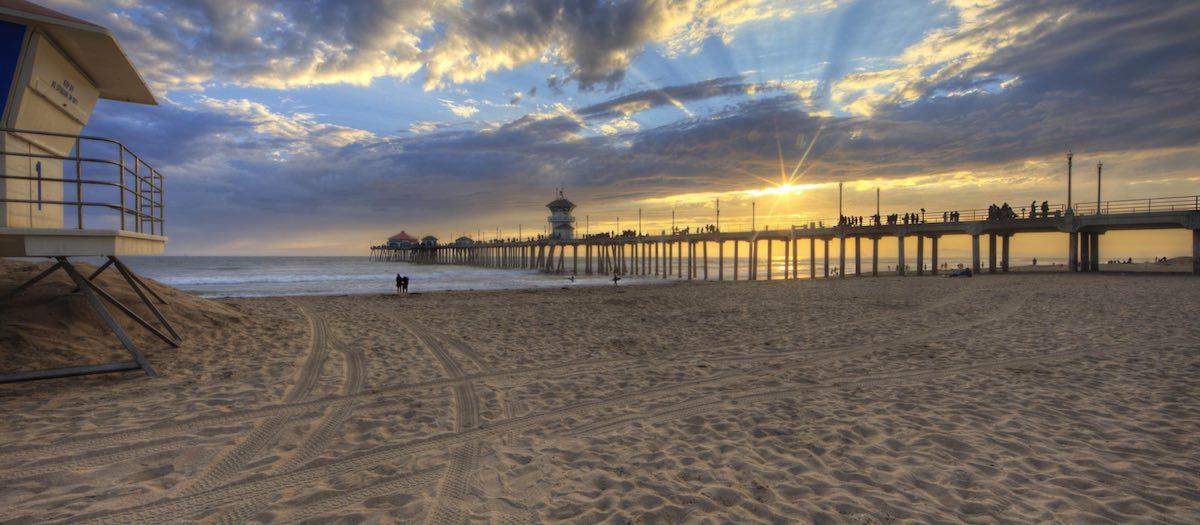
[370,195,1200,277]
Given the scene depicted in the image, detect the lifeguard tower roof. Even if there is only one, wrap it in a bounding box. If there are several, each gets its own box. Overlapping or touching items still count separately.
[0,0,155,104]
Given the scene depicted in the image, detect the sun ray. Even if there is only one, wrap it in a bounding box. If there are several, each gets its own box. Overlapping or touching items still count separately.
[789,124,824,182]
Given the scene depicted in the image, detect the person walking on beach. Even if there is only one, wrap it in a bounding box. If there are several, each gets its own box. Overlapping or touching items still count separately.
[401,275,409,293]
[395,274,402,294]
[612,273,621,287]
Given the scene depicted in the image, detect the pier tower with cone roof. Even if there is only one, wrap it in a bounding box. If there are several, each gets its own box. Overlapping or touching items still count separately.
[547,189,575,240]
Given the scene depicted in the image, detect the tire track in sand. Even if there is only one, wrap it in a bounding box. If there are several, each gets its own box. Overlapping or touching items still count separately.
[0,284,981,469]
[175,300,331,497]
[7,284,1000,487]
[64,289,1032,525]
[213,303,369,524]
[394,318,484,525]
[277,466,446,524]
[572,346,1100,437]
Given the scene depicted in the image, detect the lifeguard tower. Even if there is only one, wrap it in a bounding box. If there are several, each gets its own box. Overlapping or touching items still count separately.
[0,1,177,382]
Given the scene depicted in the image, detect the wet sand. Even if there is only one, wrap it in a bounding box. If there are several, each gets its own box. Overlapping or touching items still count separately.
[1,260,1199,523]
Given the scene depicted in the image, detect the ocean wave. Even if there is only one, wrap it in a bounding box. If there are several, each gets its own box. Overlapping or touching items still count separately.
[159,273,393,286]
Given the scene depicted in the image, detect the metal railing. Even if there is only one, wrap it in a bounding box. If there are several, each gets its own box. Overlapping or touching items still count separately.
[1072,195,1200,216]
[0,127,164,235]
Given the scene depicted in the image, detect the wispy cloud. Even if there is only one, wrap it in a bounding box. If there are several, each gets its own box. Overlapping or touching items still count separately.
[440,99,480,118]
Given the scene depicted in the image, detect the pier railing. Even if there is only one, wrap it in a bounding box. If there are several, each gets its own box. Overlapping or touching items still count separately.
[0,127,164,235]
[1072,195,1200,216]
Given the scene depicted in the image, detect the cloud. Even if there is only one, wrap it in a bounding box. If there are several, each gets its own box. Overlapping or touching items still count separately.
[408,120,450,134]
[45,0,811,94]
[440,99,480,118]
[65,0,1200,254]
[577,75,817,119]
[197,97,374,152]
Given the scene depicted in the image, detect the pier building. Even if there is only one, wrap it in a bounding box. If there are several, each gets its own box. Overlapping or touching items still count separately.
[386,231,416,249]
[547,190,576,240]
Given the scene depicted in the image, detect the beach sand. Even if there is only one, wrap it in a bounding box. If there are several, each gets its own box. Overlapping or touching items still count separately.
[1,260,1199,523]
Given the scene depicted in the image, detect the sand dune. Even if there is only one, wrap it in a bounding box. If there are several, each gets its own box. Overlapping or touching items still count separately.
[1,267,1198,523]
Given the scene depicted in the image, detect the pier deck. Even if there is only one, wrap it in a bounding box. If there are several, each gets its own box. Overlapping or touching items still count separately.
[370,195,1200,277]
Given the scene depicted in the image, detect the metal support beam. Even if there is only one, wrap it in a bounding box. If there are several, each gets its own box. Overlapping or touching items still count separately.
[1001,235,1011,273]
[112,257,181,344]
[0,260,64,306]
[1080,233,1091,272]
[854,236,861,277]
[1068,232,1079,272]
[988,233,997,273]
[1089,233,1099,272]
[1193,230,1200,275]
[871,237,879,276]
[838,237,845,279]
[972,234,981,274]
[767,239,773,280]
[931,236,939,275]
[718,241,724,280]
[791,227,798,279]
[916,235,925,276]
[810,237,816,279]
[823,239,830,278]
[0,257,163,383]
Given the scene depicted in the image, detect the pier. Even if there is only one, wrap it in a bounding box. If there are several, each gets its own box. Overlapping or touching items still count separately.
[370,195,1200,277]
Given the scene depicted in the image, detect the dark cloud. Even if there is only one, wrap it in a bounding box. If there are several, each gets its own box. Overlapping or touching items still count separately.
[44,0,783,92]
[872,0,1200,162]
[577,76,758,119]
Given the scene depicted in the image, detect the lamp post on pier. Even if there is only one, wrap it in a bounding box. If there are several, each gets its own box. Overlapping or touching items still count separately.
[1067,150,1073,213]
[1096,162,1102,214]
[838,181,843,222]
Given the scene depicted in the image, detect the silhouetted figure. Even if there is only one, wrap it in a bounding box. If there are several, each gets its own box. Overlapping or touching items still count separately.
[1041,201,1049,218]
[395,274,402,294]
[612,273,621,287]
[401,276,409,293]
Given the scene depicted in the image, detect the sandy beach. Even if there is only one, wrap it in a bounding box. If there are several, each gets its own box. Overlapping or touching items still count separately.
[1,260,1199,523]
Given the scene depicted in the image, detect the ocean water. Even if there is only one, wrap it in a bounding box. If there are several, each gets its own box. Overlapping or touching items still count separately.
[105,256,654,298]
[60,253,1069,299]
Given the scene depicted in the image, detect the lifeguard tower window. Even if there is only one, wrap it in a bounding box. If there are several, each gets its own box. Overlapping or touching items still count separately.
[0,1,175,382]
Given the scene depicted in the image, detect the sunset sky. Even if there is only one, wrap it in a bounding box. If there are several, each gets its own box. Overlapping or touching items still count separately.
[50,0,1200,255]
